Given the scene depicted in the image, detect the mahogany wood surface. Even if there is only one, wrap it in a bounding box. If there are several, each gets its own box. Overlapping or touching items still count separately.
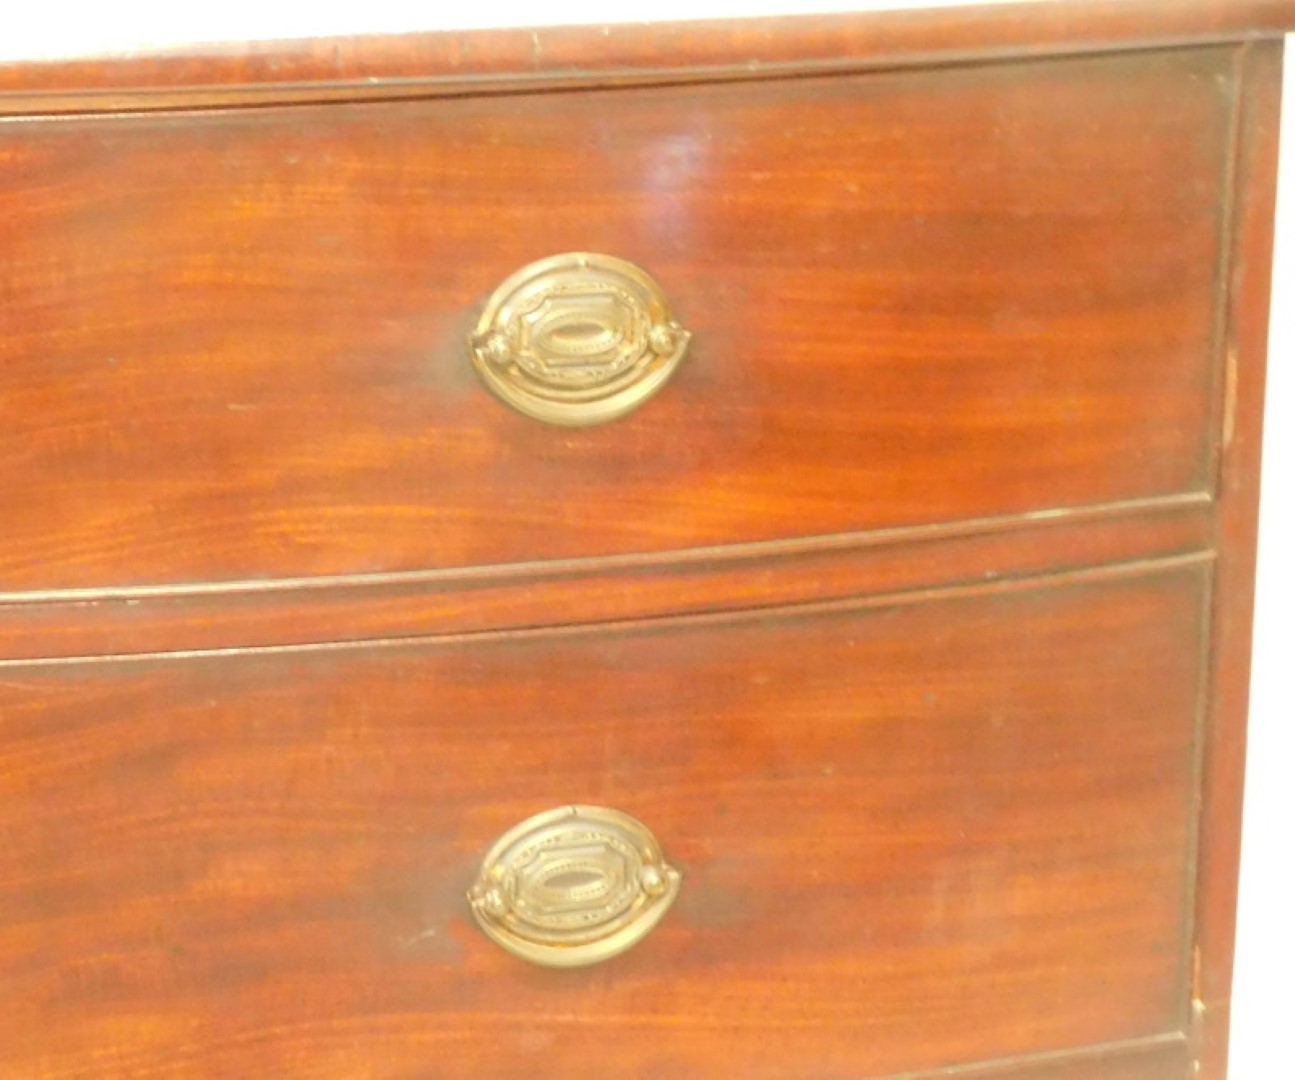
[1189,40,1284,1077]
[2,48,1232,593]
[0,564,1206,1078]
[0,6,1286,1078]
[0,1,1292,115]
[0,496,1210,661]
[947,1036,1190,1080]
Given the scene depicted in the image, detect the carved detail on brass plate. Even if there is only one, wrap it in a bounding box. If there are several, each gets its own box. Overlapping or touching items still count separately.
[468,253,691,425]
[467,804,681,967]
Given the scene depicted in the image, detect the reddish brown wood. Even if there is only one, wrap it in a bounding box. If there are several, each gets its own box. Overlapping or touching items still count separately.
[1,49,1232,593]
[1189,40,1285,1080]
[0,497,1210,660]
[956,1037,1190,1079]
[0,565,1206,1077]
[0,1,1292,115]
[0,6,1286,1076]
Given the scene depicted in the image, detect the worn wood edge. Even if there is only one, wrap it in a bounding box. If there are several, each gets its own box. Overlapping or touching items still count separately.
[1188,37,1284,1080]
[0,497,1213,661]
[1204,46,1249,497]
[0,492,1211,607]
[0,550,1213,670]
[0,0,1292,115]
[1176,38,1247,1042]
[0,38,1275,119]
[887,1031,1188,1078]
[1179,560,1221,1039]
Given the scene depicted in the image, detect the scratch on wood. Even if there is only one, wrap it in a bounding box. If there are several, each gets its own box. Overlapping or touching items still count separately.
[400,928,439,949]
[1222,344,1239,450]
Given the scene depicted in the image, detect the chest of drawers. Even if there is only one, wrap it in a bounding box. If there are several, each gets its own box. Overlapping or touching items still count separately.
[1,2,1290,1077]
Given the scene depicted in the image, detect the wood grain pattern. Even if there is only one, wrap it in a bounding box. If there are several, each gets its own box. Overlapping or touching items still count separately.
[1189,40,1285,1080]
[1,49,1231,593]
[941,1035,1189,1079]
[0,495,1211,661]
[0,564,1206,1078]
[0,0,1292,115]
[0,7,1286,1077]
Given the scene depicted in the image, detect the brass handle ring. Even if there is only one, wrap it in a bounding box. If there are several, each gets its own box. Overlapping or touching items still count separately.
[467,804,681,968]
[468,253,691,426]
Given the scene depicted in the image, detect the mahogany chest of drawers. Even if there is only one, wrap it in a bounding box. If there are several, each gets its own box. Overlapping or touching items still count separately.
[1,2,1291,1077]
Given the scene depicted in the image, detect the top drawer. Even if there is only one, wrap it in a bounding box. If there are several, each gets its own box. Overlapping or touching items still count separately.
[2,48,1230,591]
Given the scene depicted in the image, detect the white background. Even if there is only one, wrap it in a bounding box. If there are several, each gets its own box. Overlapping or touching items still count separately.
[4,3,1291,1075]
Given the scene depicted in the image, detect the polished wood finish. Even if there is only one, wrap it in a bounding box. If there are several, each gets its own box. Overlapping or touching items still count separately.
[2,49,1231,592]
[1190,40,1285,1078]
[1,1,1293,115]
[0,497,1210,660]
[0,565,1206,1077]
[944,1037,1190,1080]
[0,6,1285,1078]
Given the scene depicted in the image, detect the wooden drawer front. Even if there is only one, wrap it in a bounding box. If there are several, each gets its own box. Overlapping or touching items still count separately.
[0,564,1205,1077]
[2,47,1230,591]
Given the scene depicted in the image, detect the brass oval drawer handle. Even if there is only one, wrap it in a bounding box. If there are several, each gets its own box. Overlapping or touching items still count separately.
[468,253,691,426]
[467,804,681,968]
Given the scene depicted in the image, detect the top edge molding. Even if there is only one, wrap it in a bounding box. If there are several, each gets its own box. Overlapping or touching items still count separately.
[0,0,1292,114]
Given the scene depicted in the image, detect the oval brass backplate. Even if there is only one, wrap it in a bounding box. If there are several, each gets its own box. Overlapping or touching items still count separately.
[468,253,691,426]
[467,805,681,968]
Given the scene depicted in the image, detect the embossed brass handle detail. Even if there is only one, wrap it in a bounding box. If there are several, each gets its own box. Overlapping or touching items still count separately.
[468,253,691,426]
[467,805,681,967]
